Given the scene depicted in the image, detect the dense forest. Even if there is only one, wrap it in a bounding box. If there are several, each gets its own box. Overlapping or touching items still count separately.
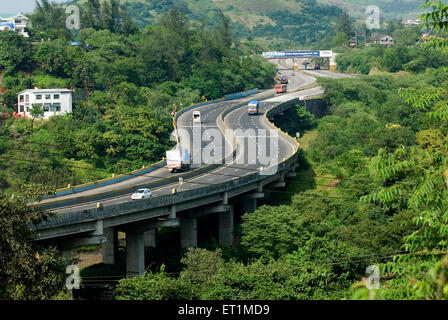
[0,0,276,193]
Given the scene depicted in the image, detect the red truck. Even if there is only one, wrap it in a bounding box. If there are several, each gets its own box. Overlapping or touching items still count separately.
[275,84,287,94]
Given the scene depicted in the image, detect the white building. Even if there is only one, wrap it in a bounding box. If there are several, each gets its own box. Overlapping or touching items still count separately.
[0,13,29,37]
[17,88,74,119]
[372,35,394,46]
[403,19,421,26]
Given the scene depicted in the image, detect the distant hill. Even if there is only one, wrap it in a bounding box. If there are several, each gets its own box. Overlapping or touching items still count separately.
[73,0,423,46]
[107,0,344,46]
[318,0,422,19]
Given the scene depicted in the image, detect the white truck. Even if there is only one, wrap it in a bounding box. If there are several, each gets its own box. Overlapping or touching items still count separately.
[193,111,201,123]
[166,148,190,173]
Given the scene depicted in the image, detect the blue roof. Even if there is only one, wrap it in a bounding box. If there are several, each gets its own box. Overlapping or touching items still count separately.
[71,41,81,46]
[249,100,259,104]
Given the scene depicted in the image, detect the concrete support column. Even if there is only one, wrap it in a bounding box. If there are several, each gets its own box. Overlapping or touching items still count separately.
[219,205,234,245]
[102,227,118,265]
[180,217,197,249]
[144,228,158,248]
[126,232,145,277]
[244,198,257,214]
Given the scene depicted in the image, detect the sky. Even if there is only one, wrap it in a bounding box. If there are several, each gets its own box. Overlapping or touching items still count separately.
[0,0,69,14]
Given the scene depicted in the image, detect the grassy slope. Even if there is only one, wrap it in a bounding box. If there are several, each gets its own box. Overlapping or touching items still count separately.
[116,0,422,25]
[317,0,422,19]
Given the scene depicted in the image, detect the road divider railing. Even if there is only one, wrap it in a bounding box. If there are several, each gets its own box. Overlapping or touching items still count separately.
[224,88,258,100]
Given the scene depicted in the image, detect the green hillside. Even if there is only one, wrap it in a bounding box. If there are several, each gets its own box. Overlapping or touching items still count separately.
[73,0,423,46]
[77,0,345,46]
[317,0,422,19]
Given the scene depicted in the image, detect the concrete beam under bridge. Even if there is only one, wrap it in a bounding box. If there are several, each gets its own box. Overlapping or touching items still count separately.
[270,181,286,188]
[122,217,180,234]
[188,204,230,219]
[56,219,106,250]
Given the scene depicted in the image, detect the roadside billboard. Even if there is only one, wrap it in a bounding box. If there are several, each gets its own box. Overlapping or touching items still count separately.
[263,50,333,59]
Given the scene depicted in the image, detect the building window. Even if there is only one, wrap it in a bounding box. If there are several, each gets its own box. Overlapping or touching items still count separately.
[50,103,61,112]
[43,104,50,112]
[26,107,29,112]
[25,95,29,102]
[45,94,51,100]
[19,105,24,112]
[15,19,21,24]
[53,94,60,100]
[36,95,42,100]
[19,95,24,103]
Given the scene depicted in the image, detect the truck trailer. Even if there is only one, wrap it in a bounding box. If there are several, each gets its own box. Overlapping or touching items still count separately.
[248,100,259,115]
[275,84,287,94]
[166,148,190,173]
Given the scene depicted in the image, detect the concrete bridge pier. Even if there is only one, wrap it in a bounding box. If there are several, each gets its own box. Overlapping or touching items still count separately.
[126,231,145,277]
[144,228,158,248]
[219,204,234,245]
[180,217,197,249]
[102,227,118,265]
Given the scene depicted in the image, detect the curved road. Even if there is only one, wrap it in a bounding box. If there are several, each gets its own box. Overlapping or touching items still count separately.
[40,60,332,214]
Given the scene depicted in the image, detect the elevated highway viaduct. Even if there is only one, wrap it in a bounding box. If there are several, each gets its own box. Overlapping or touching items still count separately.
[34,61,345,277]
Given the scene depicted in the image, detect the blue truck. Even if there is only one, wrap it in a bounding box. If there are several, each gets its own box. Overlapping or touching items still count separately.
[248,101,259,115]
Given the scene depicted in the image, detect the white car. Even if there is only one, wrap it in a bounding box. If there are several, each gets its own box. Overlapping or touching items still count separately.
[131,188,152,200]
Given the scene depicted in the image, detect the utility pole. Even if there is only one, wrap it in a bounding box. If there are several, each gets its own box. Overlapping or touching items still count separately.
[172,104,180,147]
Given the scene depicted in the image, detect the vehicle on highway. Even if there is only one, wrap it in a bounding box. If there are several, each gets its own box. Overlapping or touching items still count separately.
[131,188,152,200]
[274,84,287,94]
[193,111,201,123]
[248,100,259,115]
[291,72,295,76]
[280,76,289,84]
[166,148,190,173]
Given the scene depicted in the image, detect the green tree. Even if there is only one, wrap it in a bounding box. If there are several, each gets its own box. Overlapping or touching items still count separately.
[355,0,448,299]
[0,186,66,299]
[0,31,32,75]
[30,103,45,132]
[334,11,353,40]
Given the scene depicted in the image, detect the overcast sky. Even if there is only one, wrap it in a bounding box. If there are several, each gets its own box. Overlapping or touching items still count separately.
[0,0,69,14]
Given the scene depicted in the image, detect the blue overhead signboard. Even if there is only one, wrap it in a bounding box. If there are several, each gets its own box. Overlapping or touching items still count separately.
[263,51,332,59]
